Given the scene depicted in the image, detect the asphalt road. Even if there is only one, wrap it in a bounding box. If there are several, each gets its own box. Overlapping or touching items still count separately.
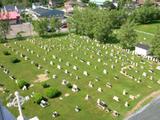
[126,96,160,120]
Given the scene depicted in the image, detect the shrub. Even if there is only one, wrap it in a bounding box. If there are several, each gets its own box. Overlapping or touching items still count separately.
[33,93,44,104]
[3,51,11,56]
[12,58,21,64]
[66,83,72,89]
[42,82,50,88]
[45,87,61,98]
[17,80,30,89]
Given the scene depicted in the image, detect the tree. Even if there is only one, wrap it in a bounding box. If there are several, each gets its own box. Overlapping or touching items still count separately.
[69,8,117,43]
[118,0,132,9]
[130,6,160,24]
[118,21,137,49]
[50,17,56,32]
[151,27,160,59]
[0,21,10,42]
[0,1,3,7]
[45,87,61,98]
[33,93,44,104]
[17,80,30,89]
[81,0,89,3]
[32,18,48,36]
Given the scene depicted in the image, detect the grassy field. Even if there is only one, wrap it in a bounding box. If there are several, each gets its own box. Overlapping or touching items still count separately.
[0,34,160,120]
[135,22,160,44]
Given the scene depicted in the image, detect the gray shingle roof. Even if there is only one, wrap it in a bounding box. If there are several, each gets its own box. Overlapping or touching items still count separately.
[33,8,64,18]
[136,43,150,50]
[4,5,16,11]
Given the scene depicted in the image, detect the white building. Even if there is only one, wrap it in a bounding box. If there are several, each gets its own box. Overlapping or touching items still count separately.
[135,43,150,56]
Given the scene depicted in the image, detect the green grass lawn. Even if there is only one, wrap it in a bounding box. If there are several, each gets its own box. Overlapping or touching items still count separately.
[0,34,160,120]
[135,21,160,44]
[135,22,160,34]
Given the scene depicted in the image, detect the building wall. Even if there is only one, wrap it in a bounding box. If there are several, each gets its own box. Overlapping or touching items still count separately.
[135,47,149,56]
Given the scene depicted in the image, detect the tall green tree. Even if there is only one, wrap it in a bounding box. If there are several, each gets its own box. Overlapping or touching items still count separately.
[0,21,10,42]
[81,0,89,3]
[151,27,160,59]
[32,18,49,36]
[0,1,3,7]
[50,17,56,32]
[118,21,137,49]
[118,0,132,9]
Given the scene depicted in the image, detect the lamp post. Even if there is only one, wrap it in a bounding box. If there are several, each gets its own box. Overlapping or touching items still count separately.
[15,91,25,120]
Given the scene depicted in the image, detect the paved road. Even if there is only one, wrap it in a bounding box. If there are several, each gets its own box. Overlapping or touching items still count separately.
[126,96,160,120]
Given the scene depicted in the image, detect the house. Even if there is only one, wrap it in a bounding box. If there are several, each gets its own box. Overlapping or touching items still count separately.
[135,43,150,56]
[32,7,64,20]
[3,5,19,12]
[0,11,20,24]
[64,0,74,14]
[134,0,160,5]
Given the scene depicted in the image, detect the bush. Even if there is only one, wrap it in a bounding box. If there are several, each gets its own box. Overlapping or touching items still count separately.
[42,82,50,88]
[33,93,44,104]
[45,87,61,98]
[16,31,24,40]
[17,80,30,89]
[130,6,160,24]
[66,83,72,89]
[3,51,11,56]
[12,58,21,64]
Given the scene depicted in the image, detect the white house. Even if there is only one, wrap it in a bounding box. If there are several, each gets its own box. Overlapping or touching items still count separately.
[135,43,150,56]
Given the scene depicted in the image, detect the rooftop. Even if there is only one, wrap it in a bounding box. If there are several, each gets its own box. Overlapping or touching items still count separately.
[136,43,150,50]
[0,11,20,20]
[33,8,64,18]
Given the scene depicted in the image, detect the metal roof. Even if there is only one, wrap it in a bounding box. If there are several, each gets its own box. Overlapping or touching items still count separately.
[136,43,150,50]
[33,8,64,17]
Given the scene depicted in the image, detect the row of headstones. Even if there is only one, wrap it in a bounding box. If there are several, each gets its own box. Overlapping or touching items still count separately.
[4,43,47,73]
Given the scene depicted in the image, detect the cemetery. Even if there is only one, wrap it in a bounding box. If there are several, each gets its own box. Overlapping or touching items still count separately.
[0,34,160,120]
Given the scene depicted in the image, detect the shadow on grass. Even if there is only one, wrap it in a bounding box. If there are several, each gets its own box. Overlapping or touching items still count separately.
[41,32,69,39]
